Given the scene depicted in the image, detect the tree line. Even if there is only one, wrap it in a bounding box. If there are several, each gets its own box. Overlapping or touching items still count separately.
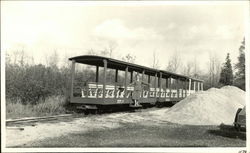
[164,38,245,91]
[6,52,71,104]
[5,38,245,105]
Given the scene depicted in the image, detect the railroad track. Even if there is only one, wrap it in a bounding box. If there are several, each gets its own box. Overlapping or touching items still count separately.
[6,106,162,127]
[6,109,136,125]
[6,114,73,125]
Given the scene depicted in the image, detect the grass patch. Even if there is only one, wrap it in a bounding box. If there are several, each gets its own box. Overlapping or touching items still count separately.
[6,96,67,119]
[25,123,246,147]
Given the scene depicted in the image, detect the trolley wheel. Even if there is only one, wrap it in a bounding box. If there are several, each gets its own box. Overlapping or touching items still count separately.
[93,109,98,114]
[237,125,241,132]
[97,109,103,114]
[156,102,162,108]
[86,109,98,115]
[76,109,83,113]
[84,110,90,115]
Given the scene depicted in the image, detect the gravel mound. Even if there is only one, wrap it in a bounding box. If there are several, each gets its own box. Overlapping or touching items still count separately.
[164,86,245,125]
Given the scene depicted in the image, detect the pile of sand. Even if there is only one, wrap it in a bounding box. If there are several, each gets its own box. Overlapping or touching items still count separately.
[164,86,245,125]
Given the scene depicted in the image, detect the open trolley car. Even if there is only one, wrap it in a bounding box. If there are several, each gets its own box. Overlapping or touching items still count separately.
[69,55,203,112]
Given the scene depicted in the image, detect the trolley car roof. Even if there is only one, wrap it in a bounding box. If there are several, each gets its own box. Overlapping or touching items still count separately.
[69,55,203,82]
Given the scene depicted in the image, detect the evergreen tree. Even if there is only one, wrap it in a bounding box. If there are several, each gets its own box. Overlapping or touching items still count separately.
[219,53,233,85]
[234,38,245,90]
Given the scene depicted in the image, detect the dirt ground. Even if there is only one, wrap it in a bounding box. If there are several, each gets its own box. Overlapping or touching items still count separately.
[6,108,246,147]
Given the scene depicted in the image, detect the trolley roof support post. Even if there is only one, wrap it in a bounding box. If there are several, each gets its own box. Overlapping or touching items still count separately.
[115,69,118,98]
[169,77,172,99]
[193,81,196,92]
[154,73,157,97]
[70,60,75,100]
[130,71,133,83]
[96,66,99,98]
[173,78,176,90]
[103,59,107,99]
[125,66,128,98]
[188,79,191,95]
[185,79,188,97]
[148,75,151,84]
[165,77,168,98]
[197,82,200,91]
[159,72,162,93]
[142,70,145,81]
[142,70,145,98]
[96,66,99,83]
[115,69,118,83]
[148,74,150,98]
[177,79,179,98]
[166,77,169,89]
[201,82,204,91]
[181,80,184,98]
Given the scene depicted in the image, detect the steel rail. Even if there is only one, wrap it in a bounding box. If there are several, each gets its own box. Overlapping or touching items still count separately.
[6,114,73,124]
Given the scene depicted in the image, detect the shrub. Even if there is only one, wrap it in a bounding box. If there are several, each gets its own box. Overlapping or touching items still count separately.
[6,96,67,119]
[6,63,71,104]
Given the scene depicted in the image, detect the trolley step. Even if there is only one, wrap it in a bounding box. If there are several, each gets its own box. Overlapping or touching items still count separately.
[129,104,142,108]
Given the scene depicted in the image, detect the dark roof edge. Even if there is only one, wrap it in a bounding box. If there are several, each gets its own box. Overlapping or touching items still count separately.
[69,55,203,82]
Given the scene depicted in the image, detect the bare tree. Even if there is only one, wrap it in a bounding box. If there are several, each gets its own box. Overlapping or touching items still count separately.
[87,48,97,55]
[100,49,109,57]
[107,41,117,58]
[9,46,27,66]
[182,61,193,77]
[18,48,25,66]
[192,57,198,78]
[45,49,59,68]
[86,41,117,58]
[191,56,202,79]
[208,52,221,87]
[61,53,71,69]
[99,41,118,58]
[6,52,11,65]
[122,54,136,63]
[166,51,182,73]
[152,50,159,69]
[8,44,26,66]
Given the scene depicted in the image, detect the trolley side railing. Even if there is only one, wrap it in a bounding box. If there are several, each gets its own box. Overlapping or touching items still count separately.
[73,82,196,99]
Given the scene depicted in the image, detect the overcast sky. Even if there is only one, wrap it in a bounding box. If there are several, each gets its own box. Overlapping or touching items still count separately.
[1,1,247,73]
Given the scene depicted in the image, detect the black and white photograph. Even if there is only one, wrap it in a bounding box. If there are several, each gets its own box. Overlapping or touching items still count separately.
[1,1,249,152]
